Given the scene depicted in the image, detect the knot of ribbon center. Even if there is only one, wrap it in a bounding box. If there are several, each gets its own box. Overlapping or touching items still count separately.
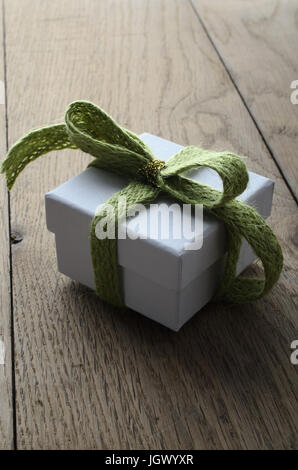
[138,159,166,186]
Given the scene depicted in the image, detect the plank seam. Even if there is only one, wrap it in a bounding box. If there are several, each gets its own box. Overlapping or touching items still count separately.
[2,0,17,451]
[189,0,298,205]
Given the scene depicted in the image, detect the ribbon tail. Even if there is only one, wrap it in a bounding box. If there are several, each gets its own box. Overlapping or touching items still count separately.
[90,181,160,307]
[213,200,283,302]
[1,123,77,190]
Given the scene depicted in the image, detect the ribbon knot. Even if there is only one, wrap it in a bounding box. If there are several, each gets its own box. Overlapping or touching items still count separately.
[1,100,283,309]
[138,159,166,186]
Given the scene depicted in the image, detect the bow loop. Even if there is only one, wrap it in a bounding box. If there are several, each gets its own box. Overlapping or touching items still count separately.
[66,101,154,179]
[162,146,249,207]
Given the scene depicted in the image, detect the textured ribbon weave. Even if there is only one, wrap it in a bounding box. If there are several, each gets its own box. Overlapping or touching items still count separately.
[1,101,283,308]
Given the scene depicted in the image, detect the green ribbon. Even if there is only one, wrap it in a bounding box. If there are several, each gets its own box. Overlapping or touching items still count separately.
[1,101,283,308]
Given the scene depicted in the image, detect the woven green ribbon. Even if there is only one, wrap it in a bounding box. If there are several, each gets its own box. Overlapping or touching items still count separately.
[1,101,283,307]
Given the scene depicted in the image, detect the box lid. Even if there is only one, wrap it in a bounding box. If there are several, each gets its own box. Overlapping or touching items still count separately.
[45,134,274,291]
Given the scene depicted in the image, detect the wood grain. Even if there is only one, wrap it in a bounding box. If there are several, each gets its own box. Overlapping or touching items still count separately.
[3,0,298,449]
[0,0,13,449]
[191,0,298,200]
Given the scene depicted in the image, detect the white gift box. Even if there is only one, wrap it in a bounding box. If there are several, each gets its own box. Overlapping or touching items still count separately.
[45,134,274,331]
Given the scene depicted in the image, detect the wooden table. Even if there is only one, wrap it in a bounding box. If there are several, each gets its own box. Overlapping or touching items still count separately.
[0,0,297,450]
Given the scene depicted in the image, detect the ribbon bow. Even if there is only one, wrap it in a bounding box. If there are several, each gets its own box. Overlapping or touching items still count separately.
[1,101,283,308]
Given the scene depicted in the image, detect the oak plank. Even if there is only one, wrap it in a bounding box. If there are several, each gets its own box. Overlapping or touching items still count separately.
[0,1,13,449]
[4,0,298,449]
[191,0,298,200]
